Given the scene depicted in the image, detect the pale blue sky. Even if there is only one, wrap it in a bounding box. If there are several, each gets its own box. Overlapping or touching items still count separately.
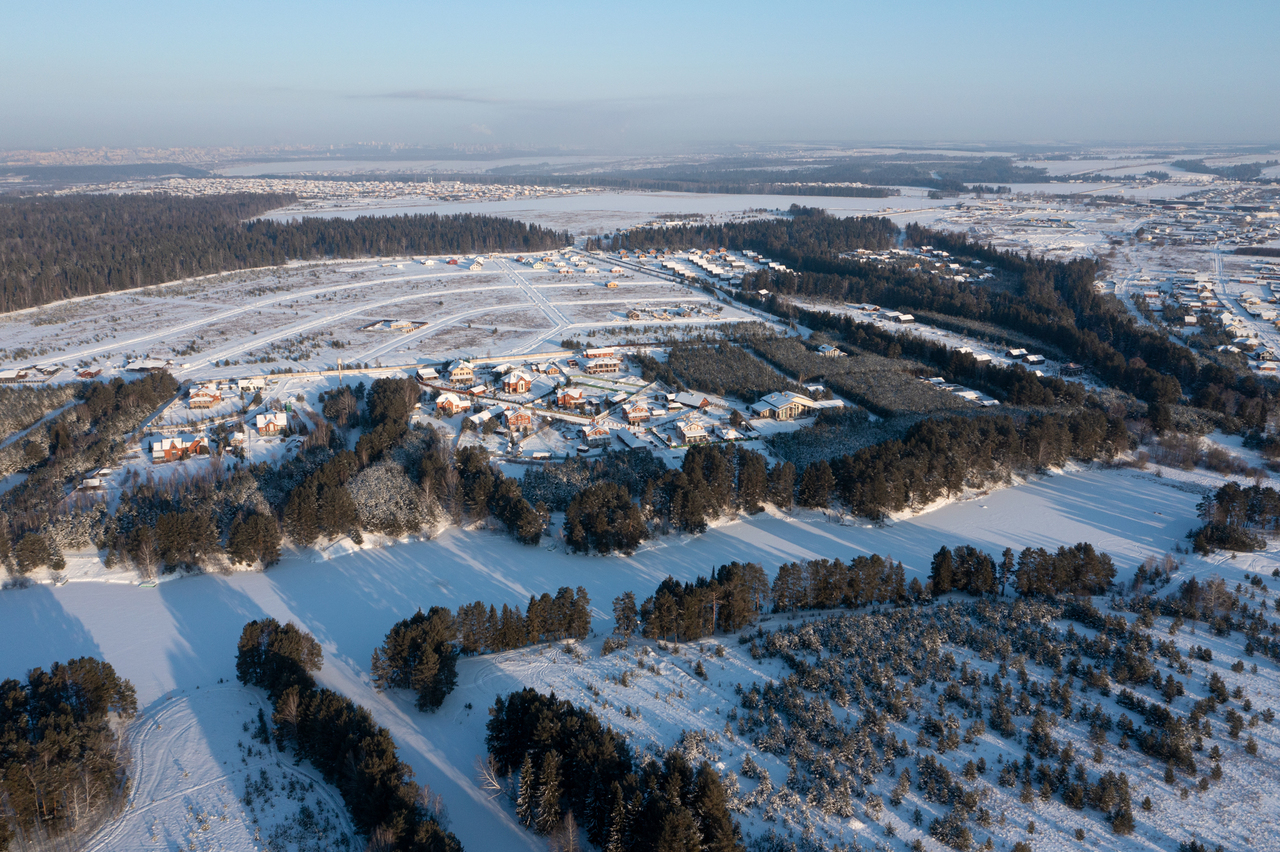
[3,0,1277,150]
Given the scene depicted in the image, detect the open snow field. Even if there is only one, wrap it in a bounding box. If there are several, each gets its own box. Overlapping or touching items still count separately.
[4,462,1278,850]
[0,254,757,378]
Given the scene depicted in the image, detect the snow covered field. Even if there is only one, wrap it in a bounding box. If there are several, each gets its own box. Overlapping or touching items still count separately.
[0,254,757,379]
[4,461,1277,850]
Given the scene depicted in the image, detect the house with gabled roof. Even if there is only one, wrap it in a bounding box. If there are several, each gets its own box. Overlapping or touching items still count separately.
[152,434,205,463]
[581,424,612,446]
[447,360,475,384]
[435,392,468,416]
[503,371,534,394]
[558,387,585,408]
[189,384,222,409]
[677,419,709,444]
[256,411,288,434]
[750,391,815,421]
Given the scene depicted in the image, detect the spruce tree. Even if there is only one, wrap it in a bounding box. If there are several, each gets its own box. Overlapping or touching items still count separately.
[516,753,536,827]
[535,750,563,835]
[284,485,319,546]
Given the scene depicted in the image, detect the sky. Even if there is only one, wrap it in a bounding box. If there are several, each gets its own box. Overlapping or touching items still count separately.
[3,0,1279,153]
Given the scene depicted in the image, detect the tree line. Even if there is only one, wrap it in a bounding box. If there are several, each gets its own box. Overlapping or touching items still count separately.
[825,409,1127,521]
[370,587,591,711]
[0,193,569,312]
[930,541,1116,598]
[234,619,462,852]
[486,689,742,852]
[0,657,137,848]
[612,204,898,258]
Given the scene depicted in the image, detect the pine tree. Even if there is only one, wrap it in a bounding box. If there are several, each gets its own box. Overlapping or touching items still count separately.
[797,461,834,509]
[612,592,638,637]
[691,764,739,852]
[930,546,954,595]
[604,784,629,852]
[535,750,563,835]
[516,753,536,827]
[767,461,795,509]
[284,485,319,546]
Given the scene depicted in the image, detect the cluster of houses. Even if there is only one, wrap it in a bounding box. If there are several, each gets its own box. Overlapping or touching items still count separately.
[514,251,620,276]
[0,364,68,384]
[842,246,995,285]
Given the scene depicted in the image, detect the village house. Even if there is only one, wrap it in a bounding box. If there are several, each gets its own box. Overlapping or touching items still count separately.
[816,344,845,357]
[447,360,475,385]
[672,392,713,410]
[503,371,534,394]
[557,387,585,408]
[0,369,31,383]
[188,384,222,409]
[581,424,612,447]
[584,358,622,375]
[415,367,439,386]
[627,309,642,320]
[152,435,205,463]
[237,376,266,392]
[435,392,468,417]
[542,363,561,376]
[677,419,709,444]
[256,411,288,434]
[626,403,650,424]
[582,347,616,359]
[77,368,103,379]
[505,408,532,430]
[750,391,815,421]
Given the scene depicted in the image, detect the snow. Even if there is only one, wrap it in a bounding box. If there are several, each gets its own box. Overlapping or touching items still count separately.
[82,684,357,852]
[6,462,1278,849]
[259,189,960,234]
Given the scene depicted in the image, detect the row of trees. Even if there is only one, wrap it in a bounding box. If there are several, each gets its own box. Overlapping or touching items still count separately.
[826,410,1128,521]
[486,689,742,852]
[931,542,1116,598]
[612,204,897,258]
[0,193,569,312]
[371,588,591,710]
[636,562,771,642]
[234,619,461,852]
[0,658,137,847]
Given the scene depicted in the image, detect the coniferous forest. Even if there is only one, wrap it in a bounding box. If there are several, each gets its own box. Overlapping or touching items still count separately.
[0,658,137,847]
